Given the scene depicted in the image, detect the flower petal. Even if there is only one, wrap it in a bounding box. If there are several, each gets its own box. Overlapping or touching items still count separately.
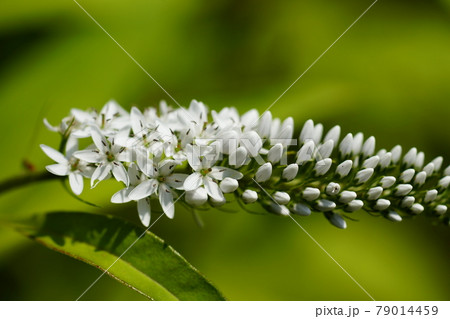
[69,172,84,195]
[90,126,108,152]
[129,179,158,200]
[112,162,130,186]
[46,164,69,176]
[183,172,203,191]
[209,166,243,180]
[165,174,188,190]
[158,159,177,176]
[74,150,104,163]
[159,184,175,219]
[40,144,67,164]
[91,164,112,188]
[137,198,151,227]
[204,176,224,201]
[111,187,133,203]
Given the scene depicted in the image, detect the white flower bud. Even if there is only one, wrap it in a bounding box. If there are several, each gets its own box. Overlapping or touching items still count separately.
[431,156,443,171]
[399,168,415,183]
[374,199,391,211]
[219,177,239,193]
[312,124,323,144]
[367,187,383,200]
[230,146,248,168]
[345,199,364,212]
[255,162,272,182]
[316,199,336,212]
[336,160,353,178]
[296,140,315,165]
[391,145,402,164]
[242,189,258,203]
[355,168,374,184]
[377,149,387,158]
[403,147,417,167]
[414,152,424,170]
[439,176,450,189]
[380,176,396,188]
[410,203,424,215]
[379,152,392,169]
[444,165,450,176]
[318,140,334,159]
[386,211,402,222]
[420,164,433,177]
[424,189,438,203]
[363,155,380,169]
[401,196,415,208]
[282,164,298,181]
[339,133,353,156]
[327,213,347,229]
[303,187,320,201]
[435,205,447,215]
[267,143,283,163]
[326,182,341,196]
[414,171,427,186]
[257,111,272,138]
[362,136,376,158]
[324,125,341,144]
[339,191,357,204]
[314,158,332,176]
[395,184,413,196]
[210,195,227,207]
[273,191,290,205]
[299,119,314,143]
[185,187,208,206]
[267,202,290,216]
[352,133,364,155]
[290,203,311,216]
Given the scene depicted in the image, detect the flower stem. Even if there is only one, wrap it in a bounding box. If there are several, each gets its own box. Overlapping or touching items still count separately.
[0,171,60,195]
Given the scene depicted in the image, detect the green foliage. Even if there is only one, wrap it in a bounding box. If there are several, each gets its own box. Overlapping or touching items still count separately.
[15,212,225,301]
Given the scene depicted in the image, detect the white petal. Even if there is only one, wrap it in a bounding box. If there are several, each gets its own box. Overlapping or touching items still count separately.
[204,176,224,201]
[112,162,130,186]
[40,144,67,164]
[129,179,158,200]
[209,166,243,180]
[90,126,108,152]
[165,174,188,190]
[111,187,133,203]
[158,159,178,176]
[130,106,146,135]
[183,172,203,191]
[159,184,175,219]
[91,164,112,187]
[229,146,248,168]
[137,198,151,227]
[69,172,84,195]
[65,136,79,157]
[74,150,103,163]
[46,164,69,176]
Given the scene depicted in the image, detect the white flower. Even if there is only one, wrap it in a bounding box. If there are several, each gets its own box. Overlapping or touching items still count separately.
[183,145,242,201]
[74,126,130,188]
[128,158,187,219]
[40,137,92,195]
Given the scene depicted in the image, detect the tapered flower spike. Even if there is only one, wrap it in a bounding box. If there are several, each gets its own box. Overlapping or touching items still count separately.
[41,101,450,229]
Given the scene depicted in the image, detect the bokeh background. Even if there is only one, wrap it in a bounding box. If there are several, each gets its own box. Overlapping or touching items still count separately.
[0,0,449,300]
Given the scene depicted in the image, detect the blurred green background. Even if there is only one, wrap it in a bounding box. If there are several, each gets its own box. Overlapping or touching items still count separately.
[0,0,449,300]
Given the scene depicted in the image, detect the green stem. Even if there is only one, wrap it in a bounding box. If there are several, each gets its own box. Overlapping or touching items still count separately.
[0,171,60,195]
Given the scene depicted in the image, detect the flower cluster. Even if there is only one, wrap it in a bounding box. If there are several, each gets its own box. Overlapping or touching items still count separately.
[41,100,450,228]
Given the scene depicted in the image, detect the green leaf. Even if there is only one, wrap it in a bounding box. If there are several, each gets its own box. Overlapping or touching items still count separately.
[15,212,226,301]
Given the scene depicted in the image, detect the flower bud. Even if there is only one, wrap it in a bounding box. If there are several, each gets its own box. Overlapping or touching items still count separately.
[282,164,298,181]
[422,163,434,177]
[185,187,208,206]
[385,211,402,222]
[303,187,320,201]
[439,176,450,189]
[316,199,336,212]
[336,160,353,178]
[363,155,379,169]
[379,152,392,169]
[395,184,413,196]
[431,156,443,171]
[380,176,396,188]
[391,145,402,164]
[414,171,427,186]
[327,213,347,229]
[324,125,340,144]
[255,163,272,182]
[374,199,390,211]
[273,191,290,205]
[339,191,357,204]
[299,119,314,143]
[414,152,424,170]
[367,187,383,200]
[290,203,311,216]
[242,189,258,203]
[339,133,353,156]
[435,205,447,215]
[352,133,364,155]
[326,182,341,196]
[355,168,374,184]
[314,158,332,176]
[267,143,283,163]
[424,189,438,203]
[410,203,424,215]
[362,136,375,158]
[318,140,334,159]
[345,199,364,212]
[401,196,415,208]
[219,177,239,193]
[296,140,315,164]
[399,169,415,183]
[312,124,323,144]
[229,146,248,168]
[403,147,417,167]
[267,202,290,216]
